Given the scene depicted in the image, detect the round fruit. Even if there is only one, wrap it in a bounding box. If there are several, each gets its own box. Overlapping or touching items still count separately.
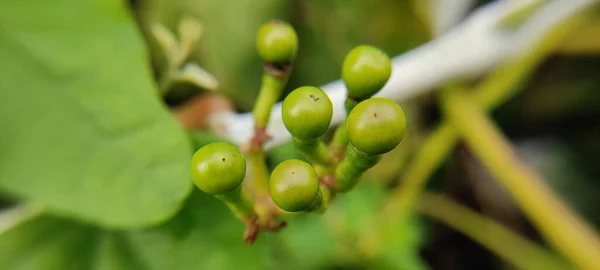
[269,159,319,212]
[342,45,392,100]
[190,142,246,195]
[282,86,333,141]
[256,20,298,63]
[347,97,406,155]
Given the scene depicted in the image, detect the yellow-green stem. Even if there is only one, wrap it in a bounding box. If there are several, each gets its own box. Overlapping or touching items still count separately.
[417,193,573,270]
[293,137,334,166]
[330,121,349,159]
[252,73,289,128]
[216,186,255,222]
[441,88,600,269]
[330,97,358,162]
[344,98,359,114]
[246,149,270,199]
[305,185,331,214]
[334,145,380,192]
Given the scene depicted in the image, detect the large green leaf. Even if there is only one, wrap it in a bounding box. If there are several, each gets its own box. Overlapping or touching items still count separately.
[0,191,272,270]
[0,0,192,227]
[0,216,143,270]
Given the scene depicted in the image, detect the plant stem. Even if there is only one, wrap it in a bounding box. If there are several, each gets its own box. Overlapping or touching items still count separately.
[215,186,255,222]
[440,87,600,269]
[252,70,290,129]
[330,97,359,164]
[417,193,573,270]
[344,98,359,114]
[333,145,380,193]
[292,137,333,166]
[246,149,270,200]
[330,120,349,160]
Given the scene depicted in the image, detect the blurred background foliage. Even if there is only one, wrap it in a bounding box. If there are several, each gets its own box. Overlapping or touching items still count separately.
[134,0,429,109]
[2,0,600,269]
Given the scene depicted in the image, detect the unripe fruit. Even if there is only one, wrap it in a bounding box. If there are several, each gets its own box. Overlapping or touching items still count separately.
[347,97,406,155]
[190,142,246,195]
[256,20,298,63]
[282,86,333,141]
[269,159,319,212]
[342,45,392,100]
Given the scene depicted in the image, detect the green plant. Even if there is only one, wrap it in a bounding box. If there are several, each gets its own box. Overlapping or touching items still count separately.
[3,1,600,269]
[186,20,406,243]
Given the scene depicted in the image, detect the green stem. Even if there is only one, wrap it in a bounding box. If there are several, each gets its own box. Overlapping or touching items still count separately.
[417,193,573,270]
[215,186,255,222]
[330,97,358,161]
[334,145,380,193]
[441,87,600,270]
[293,137,333,166]
[252,72,290,128]
[246,149,270,199]
[344,98,359,114]
[330,120,349,160]
[384,5,592,216]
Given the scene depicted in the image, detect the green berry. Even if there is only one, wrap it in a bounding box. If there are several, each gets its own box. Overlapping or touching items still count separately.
[190,142,246,195]
[282,86,333,141]
[342,45,392,100]
[347,97,406,155]
[269,159,319,212]
[256,20,298,63]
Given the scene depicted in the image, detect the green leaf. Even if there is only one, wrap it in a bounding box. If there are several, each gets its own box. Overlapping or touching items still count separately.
[0,0,192,228]
[125,191,273,270]
[0,191,272,270]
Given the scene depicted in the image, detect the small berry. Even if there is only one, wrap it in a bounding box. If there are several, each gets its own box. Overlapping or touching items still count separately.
[256,20,298,63]
[190,142,246,195]
[282,86,333,141]
[342,45,392,100]
[347,97,406,155]
[269,159,319,212]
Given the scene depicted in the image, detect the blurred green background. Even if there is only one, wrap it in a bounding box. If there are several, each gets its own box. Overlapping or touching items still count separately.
[2,0,600,269]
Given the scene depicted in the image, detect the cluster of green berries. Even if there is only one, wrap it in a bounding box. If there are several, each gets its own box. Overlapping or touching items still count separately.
[189,19,406,239]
